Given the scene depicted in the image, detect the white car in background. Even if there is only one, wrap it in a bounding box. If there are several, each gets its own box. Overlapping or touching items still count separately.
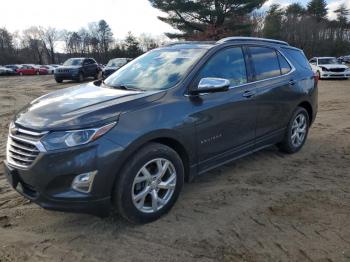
[40,65,55,74]
[309,57,350,79]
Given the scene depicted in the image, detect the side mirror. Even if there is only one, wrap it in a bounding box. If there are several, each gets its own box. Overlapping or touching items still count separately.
[192,77,230,95]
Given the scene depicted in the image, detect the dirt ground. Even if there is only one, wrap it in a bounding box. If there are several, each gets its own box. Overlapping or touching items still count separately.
[0,75,349,262]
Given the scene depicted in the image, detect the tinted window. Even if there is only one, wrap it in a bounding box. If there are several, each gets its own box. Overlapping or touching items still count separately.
[63,58,83,66]
[197,47,247,86]
[281,48,311,70]
[249,47,281,80]
[277,52,292,74]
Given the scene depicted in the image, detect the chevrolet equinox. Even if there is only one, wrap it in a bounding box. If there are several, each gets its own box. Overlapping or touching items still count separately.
[4,37,318,223]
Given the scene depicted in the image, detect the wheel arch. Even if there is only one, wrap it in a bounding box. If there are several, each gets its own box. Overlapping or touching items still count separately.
[298,101,313,124]
[110,130,193,198]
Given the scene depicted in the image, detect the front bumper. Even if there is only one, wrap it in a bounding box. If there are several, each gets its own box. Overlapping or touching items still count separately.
[54,72,80,80]
[4,137,125,217]
[320,71,350,78]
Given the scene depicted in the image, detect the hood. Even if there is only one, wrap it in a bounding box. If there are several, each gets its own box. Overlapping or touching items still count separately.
[15,81,164,131]
[319,64,349,69]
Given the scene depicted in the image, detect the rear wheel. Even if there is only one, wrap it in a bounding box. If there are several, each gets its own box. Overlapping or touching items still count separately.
[77,73,84,83]
[55,78,63,83]
[113,143,184,224]
[278,107,309,154]
[19,72,23,76]
[317,71,321,80]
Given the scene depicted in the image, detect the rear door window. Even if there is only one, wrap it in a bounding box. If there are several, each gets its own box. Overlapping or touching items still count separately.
[248,47,281,80]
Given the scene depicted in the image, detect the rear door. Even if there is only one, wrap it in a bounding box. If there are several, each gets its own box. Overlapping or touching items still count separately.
[246,46,294,145]
[190,46,258,172]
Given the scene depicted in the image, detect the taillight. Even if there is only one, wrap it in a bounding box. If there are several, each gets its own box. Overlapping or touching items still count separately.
[313,72,319,84]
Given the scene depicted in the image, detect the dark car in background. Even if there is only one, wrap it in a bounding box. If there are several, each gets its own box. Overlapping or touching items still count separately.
[4,37,318,224]
[54,58,101,83]
[102,58,132,78]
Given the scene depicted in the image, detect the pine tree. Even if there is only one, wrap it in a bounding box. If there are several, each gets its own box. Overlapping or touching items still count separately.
[263,4,283,39]
[148,0,267,39]
[307,0,328,21]
[334,3,349,24]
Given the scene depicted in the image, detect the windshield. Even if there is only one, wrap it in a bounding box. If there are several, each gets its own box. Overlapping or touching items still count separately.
[63,58,83,66]
[107,59,127,67]
[104,48,207,91]
[318,58,339,65]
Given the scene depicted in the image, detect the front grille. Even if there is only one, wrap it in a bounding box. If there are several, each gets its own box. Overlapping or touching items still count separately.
[6,126,47,169]
[329,68,345,73]
[58,69,70,73]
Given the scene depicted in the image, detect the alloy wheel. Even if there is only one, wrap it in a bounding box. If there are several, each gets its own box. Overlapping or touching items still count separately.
[291,113,307,148]
[132,158,177,213]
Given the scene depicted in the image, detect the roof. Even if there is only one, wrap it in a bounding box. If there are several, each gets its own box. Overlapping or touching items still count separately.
[315,57,337,59]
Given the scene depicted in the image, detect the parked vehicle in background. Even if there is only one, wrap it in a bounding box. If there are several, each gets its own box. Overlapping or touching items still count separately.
[0,66,18,76]
[338,55,350,64]
[40,65,55,74]
[4,37,318,223]
[16,65,48,75]
[102,58,132,78]
[4,64,21,72]
[309,57,350,79]
[54,58,101,83]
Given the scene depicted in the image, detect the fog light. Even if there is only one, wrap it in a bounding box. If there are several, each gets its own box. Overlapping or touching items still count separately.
[72,171,97,193]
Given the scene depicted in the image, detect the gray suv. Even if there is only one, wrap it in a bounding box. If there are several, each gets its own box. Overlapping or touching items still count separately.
[4,37,318,223]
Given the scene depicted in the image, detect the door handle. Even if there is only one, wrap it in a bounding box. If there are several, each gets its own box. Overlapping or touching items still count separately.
[289,79,296,86]
[243,90,256,98]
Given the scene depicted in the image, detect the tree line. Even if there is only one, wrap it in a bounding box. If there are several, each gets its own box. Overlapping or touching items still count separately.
[1,0,349,65]
[0,20,165,65]
[150,0,350,58]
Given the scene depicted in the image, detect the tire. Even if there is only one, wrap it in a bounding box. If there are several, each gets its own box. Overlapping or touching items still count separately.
[278,107,309,154]
[94,70,101,80]
[113,143,184,224]
[19,72,23,76]
[36,71,40,75]
[55,78,63,83]
[77,72,84,83]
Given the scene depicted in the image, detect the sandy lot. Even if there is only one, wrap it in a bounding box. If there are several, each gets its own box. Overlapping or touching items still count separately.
[0,75,349,262]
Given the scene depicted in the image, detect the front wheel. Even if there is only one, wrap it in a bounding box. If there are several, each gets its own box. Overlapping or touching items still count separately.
[113,143,184,224]
[278,107,309,154]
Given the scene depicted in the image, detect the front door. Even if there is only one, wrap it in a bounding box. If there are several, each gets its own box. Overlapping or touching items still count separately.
[190,46,257,172]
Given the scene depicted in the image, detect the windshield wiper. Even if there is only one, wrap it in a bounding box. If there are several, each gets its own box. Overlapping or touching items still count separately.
[103,81,144,91]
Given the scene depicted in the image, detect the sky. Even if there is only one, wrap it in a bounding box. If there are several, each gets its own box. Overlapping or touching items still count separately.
[0,0,348,39]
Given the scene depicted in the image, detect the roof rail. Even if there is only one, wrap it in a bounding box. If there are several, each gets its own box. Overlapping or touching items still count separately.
[163,41,215,47]
[217,37,289,46]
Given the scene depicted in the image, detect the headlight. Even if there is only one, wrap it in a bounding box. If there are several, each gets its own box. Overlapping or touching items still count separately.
[41,122,116,151]
[320,67,328,72]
